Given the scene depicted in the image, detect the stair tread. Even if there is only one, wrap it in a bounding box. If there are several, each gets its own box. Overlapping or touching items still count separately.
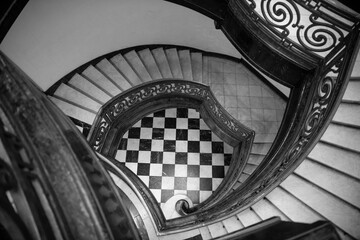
[252,198,290,221]
[281,174,360,239]
[96,59,132,91]
[137,48,162,80]
[191,52,203,83]
[81,65,121,97]
[248,154,264,165]
[295,159,360,208]
[48,96,96,125]
[151,48,173,78]
[343,81,360,102]
[53,83,101,113]
[253,133,276,143]
[333,102,360,127]
[266,186,323,223]
[222,216,244,233]
[68,73,111,104]
[236,208,262,227]
[243,164,258,175]
[178,49,193,80]
[123,50,152,82]
[165,48,183,79]
[110,54,143,86]
[321,123,360,152]
[208,221,227,238]
[308,142,360,179]
[250,143,271,155]
[202,56,209,85]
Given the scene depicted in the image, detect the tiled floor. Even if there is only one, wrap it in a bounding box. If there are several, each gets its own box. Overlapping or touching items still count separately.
[115,108,233,211]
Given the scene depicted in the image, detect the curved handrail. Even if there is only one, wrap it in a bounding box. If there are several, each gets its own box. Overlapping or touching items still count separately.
[0,52,141,240]
[87,79,255,231]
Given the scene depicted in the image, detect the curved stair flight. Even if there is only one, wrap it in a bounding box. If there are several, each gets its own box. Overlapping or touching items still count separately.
[43,47,360,239]
[46,46,286,192]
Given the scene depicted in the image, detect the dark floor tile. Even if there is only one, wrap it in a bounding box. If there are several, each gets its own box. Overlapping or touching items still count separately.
[176,129,188,140]
[137,163,150,175]
[174,177,187,190]
[141,117,153,128]
[177,108,188,118]
[187,190,200,204]
[152,128,165,139]
[188,141,200,153]
[164,118,177,128]
[200,178,212,191]
[188,119,200,129]
[200,130,212,141]
[139,139,152,151]
[126,151,139,162]
[149,176,162,189]
[212,166,225,178]
[154,110,165,117]
[151,152,163,163]
[200,153,212,165]
[161,190,174,203]
[212,142,224,153]
[128,127,141,138]
[163,140,176,152]
[224,154,232,165]
[187,165,200,177]
[162,164,175,176]
[175,153,187,164]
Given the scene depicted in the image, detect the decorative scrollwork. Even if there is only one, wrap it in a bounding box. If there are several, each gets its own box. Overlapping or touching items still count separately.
[261,0,301,38]
[297,14,344,52]
[89,80,253,152]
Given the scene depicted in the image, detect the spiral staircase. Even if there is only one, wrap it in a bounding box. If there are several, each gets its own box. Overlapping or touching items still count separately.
[1,0,360,240]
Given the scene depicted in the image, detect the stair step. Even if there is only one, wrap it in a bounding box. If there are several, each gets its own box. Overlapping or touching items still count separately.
[151,48,173,78]
[81,65,121,97]
[48,96,96,125]
[222,216,244,233]
[165,48,183,79]
[343,80,360,103]
[207,221,227,238]
[178,49,193,80]
[250,143,271,155]
[243,164,258,175]
[333,102,360,127]
[248,154,264,165]
[236,209,262,227]
[266,187,323,223]
[251,198,290,221]
[254,133,276,143]
[202,56,209,85]
[238,172,250,183]
[191,52,203,83]
[281,174,360,239]
[199,226,212,240]
[308,142,360,179]
[321,123,360,152]
[96,59,132,91]
[123,50,152,82]
[53,83,101,113]
[67,73,111,104]
[110,54,143,86]
[295,159,360,208]
[137,48,162,80]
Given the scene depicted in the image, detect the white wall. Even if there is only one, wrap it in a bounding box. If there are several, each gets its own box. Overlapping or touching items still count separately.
[0,0,241,91]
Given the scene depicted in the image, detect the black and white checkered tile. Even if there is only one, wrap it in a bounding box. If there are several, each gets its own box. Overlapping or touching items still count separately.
[115,108,233,208]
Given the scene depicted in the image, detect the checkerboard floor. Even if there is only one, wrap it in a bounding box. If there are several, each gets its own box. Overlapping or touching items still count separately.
[115,108,233,210]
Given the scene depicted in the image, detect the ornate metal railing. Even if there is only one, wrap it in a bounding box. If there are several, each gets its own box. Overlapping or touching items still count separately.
[87,79,255,231]
[238,0,357,59]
